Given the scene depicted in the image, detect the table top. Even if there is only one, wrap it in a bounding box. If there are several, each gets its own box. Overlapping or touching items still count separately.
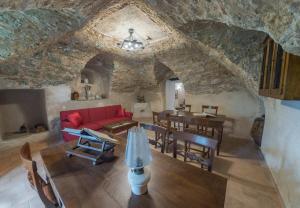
[40,134,227,208]
[162,110,226,124]
[104,120,138,130]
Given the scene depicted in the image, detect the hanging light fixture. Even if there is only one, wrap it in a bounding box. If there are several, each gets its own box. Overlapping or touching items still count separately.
[118,28,144,51]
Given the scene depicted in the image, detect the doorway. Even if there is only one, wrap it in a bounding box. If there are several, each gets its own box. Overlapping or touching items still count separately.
[165,79,185,110]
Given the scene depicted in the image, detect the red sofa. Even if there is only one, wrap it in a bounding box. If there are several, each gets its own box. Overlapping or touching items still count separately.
[60,105,133,142]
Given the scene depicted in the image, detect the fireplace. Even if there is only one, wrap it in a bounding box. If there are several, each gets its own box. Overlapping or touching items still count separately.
[0,89,48,140]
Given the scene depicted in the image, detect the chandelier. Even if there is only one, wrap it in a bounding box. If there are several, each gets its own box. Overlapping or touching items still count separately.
[118,28,144,51]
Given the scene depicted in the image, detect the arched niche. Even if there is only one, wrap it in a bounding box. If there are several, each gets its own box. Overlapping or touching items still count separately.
[73,53,114,100]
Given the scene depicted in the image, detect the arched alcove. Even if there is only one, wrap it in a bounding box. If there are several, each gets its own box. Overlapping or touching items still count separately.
[72,53,114,100]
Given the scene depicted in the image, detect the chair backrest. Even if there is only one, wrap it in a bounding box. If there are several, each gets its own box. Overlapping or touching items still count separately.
[20,142,38,188]
[158,111,169,121]
[168,115,184,130]
[152,111,159,124]
[183,116,209,136]
[173,131,217,171]
[202,105,218,115]
[179,104,192,112]
[140,123,167,150]
[185,104,192,112]
[140,123,167,136]
[20,143,58,208]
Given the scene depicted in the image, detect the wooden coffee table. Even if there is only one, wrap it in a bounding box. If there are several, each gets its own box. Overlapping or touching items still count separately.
[103,120,138,134]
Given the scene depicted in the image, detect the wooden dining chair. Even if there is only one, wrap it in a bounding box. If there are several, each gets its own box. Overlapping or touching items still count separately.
[185,104,192,112]
[172,131,217,172]
[183,116,209,136]
[202,105,219,136]
[165,115,184,153]
[179,104,192,112]
[140,123,167,153]
[20,142,59,208]
[169,115,184,131]
[152,111,169,128]
[152,111,159,125]
[202,105,218,115]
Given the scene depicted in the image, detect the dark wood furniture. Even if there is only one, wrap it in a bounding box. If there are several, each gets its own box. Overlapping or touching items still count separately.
[103,120,138,134]
[165,115,185,152]
[152,111,170,128]
[259,36,300,100]
[173,131,218,172]
[161,110,225,155]
[202,105,219,115]
[140,123,167,153]
[183,116,209,136]
[178,104,192,112]
[202,105,219,136]
[251,116,265,147]
[40,133,227,208]
[152,111,159,125]
[185,104,192,112]
[20,143,58,208]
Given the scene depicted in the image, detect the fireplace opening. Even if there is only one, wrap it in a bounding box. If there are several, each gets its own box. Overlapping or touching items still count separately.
[0,89,48,140]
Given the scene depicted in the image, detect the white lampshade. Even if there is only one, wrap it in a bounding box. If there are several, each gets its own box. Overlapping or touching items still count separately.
[125,127,152,169]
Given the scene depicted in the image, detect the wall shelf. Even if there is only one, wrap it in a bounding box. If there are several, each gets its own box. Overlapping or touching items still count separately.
[259,37,300,100]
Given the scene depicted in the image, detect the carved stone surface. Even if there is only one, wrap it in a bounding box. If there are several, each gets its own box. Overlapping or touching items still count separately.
[0,0,298,97]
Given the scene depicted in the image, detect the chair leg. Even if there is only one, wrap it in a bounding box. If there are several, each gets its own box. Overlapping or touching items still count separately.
[184,142,187,162]
[154,133,158,149]
[166,135,169,153]
[161,135,165,153]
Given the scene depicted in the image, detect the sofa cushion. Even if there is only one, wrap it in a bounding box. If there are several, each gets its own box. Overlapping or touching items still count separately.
[67,112,83,127]
[88,107,107,122]
[105,105,122,119]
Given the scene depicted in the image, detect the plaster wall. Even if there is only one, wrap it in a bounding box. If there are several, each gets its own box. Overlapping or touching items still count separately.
[185,89,262,139]
[261,98,300,208]
[0,90,48,137]
[142,91,164,113]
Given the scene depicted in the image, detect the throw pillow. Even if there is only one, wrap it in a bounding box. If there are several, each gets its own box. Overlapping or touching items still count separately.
[67,112,82,127]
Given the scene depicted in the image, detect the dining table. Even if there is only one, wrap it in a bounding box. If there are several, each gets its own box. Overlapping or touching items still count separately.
[40,132,227,208]
[161,110,226,155]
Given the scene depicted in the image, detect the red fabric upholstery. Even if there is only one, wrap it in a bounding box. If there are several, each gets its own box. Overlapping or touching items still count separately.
[117,108,125,117]
[60,109,90,124]
[60,105,133,142]
[67,112,82,127]
[88,107,107,122]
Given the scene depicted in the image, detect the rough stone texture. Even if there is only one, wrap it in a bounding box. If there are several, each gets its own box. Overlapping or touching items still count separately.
[0,0,299,97]
[0,37,96,87]
[180,20,266,85]
[145,0,300,56]
[112,57,158,92]
[157,42,242,94]
[0,9,83,62]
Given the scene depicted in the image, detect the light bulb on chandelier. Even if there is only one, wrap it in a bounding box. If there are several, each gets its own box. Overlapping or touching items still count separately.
[117,28,144,51]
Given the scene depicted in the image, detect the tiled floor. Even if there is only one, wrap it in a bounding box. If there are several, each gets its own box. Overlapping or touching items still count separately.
[0,121,284,208]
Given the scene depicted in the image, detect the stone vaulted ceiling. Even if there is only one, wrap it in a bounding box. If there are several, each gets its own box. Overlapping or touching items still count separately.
[0,0,299,96]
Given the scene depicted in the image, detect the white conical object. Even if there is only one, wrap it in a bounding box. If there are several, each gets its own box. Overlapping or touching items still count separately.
[125,126,152,195]
[125,127,152,169]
